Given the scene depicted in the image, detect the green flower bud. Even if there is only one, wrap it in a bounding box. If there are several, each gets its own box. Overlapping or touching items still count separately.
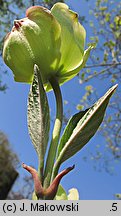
[3,3,94,90]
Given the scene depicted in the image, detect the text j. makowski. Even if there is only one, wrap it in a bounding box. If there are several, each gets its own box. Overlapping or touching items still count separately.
[19,202,79,212]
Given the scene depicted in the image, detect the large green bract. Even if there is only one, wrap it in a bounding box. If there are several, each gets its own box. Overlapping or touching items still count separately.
[3,3,93,90]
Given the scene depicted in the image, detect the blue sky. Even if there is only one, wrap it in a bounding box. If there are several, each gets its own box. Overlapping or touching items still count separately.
[0,0,121,199]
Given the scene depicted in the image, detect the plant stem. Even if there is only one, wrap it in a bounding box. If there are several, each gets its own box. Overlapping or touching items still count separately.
[51,145,67,182]
[51,159,61,182]
[43,77,63,188]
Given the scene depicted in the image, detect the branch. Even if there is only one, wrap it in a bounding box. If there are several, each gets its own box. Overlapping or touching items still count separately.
[81,65,114,83]
[84,62,121,69]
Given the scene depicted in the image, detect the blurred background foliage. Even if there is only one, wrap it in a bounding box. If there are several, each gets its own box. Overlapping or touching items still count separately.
[0,132,19,199]
[0,0,121,199]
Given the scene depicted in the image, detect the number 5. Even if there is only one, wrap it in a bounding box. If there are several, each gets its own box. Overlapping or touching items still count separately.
[112,203,117,211]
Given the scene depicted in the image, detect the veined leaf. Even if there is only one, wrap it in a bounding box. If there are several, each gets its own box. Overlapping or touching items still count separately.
[27,65,50,158]
[57,84,118,164]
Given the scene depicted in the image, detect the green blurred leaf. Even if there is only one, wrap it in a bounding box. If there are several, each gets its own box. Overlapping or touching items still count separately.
[32,191,38,200]
[55,185,68,200]
[115,194,121,200]
[76,104,84,111]
[85,85,93,92]
[99,7,107,11]
[57,84,118,164]
[28,65,50,159]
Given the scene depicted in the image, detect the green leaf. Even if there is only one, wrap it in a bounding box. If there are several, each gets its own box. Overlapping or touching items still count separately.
[54,185,68,200]
[57,84,118,164]
[54,185,79,200]
[57,110,87,158]
[32,191,38,200]
[27,65,50,160]
[67,188,79,200]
